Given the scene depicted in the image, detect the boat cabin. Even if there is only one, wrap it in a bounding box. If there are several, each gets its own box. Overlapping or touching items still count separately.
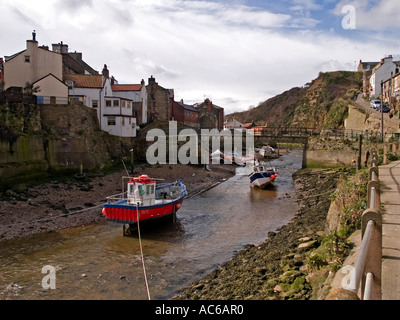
[127,175,156,206]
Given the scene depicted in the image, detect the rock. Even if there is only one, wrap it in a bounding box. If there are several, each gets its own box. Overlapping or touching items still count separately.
[12,184,27,193]
[279,270,301,282]
[5,190,18,198]
[298,240,317,250]
[273,285,283,293]
[325,288,359,300]
[267,231,276,238]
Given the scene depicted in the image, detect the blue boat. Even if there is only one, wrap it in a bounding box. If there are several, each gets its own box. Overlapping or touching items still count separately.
[249,162,278,189]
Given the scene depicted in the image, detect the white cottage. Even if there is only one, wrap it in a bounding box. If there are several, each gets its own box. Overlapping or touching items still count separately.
[369,56,399,99]
[64,66,137,138]
[111,80,148,125]
[224,118,246,130]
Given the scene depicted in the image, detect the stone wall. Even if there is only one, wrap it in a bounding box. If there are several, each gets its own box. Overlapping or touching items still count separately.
[0,135,48,179]
[306,149,360,167]
[146,76,172,122]
[0,101,133,181]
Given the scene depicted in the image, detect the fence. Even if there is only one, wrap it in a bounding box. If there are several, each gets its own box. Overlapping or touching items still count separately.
[327,148,382,300]
[254,127,399,141]
[36,96,69,105]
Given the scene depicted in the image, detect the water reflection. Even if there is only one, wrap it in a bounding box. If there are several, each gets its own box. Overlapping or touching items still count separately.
[249,185,278,202]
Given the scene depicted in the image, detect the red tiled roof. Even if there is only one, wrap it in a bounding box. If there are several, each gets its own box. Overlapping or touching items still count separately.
[63,74,103,88]
[112,84,142,91]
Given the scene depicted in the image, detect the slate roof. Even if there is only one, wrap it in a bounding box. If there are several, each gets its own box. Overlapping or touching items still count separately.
[177,101,199,112]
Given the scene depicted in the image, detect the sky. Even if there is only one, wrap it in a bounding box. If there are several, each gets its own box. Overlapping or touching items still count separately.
[1,0,400,115]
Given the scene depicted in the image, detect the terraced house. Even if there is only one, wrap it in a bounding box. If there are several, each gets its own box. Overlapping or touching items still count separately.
[2,32,140,138]
[3,31,68,104]
[64,65,138,137]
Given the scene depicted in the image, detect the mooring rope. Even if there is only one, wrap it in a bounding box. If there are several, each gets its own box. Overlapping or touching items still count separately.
[136,203,151,300]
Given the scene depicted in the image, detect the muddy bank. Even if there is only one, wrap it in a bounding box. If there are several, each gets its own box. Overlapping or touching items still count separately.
[0,163,235,242]
[174,168,343,300]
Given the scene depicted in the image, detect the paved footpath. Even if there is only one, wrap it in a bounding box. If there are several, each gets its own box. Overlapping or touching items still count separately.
[379,159,400,300]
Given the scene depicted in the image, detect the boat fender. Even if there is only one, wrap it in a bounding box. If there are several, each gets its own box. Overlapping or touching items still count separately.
[176,203,181,210]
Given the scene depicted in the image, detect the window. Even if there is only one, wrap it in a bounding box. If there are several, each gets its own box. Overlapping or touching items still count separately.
[108,117,116,126]
[113,100,119,107]
[106,100,112,107]
[24,55,30,63]
[92,100,98,109]
[128,183,134,196]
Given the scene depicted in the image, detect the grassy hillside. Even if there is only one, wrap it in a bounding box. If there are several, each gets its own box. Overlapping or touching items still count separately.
[226,71,363,129]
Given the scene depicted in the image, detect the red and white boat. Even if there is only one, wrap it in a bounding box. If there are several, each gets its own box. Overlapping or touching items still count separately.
[102,175,186,234]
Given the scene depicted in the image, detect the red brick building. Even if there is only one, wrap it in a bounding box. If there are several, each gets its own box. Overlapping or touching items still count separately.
[171,99,199,129]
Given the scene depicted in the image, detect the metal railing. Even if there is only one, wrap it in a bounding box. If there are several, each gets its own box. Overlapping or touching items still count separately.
[327,148,382,300]
[252,127,399,141]
[355,148,382,300]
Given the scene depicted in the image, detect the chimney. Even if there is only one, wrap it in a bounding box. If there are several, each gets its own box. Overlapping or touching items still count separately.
[102,64,109,79]
[148,75,156,84]
[32,30,36,42]
[52,42,69,54]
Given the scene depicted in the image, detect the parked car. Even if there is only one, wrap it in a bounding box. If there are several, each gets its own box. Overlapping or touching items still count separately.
[370,100,381,109]
[376,104,390,113]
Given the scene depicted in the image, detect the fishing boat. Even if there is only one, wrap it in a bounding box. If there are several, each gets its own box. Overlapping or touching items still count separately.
[259,145,276,158]
[248,161,279,189]
[102,175,186,234]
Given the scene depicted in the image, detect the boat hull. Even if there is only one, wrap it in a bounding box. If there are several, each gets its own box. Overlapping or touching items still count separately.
[251,177,274,189]
[102,198,184,224]
[249,168,278,189]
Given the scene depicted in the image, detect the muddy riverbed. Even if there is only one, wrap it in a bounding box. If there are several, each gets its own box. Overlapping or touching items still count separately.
[0,163,235,242]
[0,151,342,300]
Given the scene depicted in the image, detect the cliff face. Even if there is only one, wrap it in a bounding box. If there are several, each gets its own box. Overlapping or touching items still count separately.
[226,71,363,129]
[0,101,121,181]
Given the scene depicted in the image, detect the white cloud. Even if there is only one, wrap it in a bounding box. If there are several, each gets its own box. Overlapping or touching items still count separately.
[1,0,400,114]
[333,0,400,30]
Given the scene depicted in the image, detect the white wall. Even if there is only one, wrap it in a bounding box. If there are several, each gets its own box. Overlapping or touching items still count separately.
[370,57,397,99]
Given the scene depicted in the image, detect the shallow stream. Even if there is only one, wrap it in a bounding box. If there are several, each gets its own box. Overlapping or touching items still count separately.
[0,149,303,300]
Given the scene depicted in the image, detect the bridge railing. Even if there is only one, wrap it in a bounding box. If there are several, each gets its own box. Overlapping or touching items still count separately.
[254,127,398,141]
[327,148,382,300]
